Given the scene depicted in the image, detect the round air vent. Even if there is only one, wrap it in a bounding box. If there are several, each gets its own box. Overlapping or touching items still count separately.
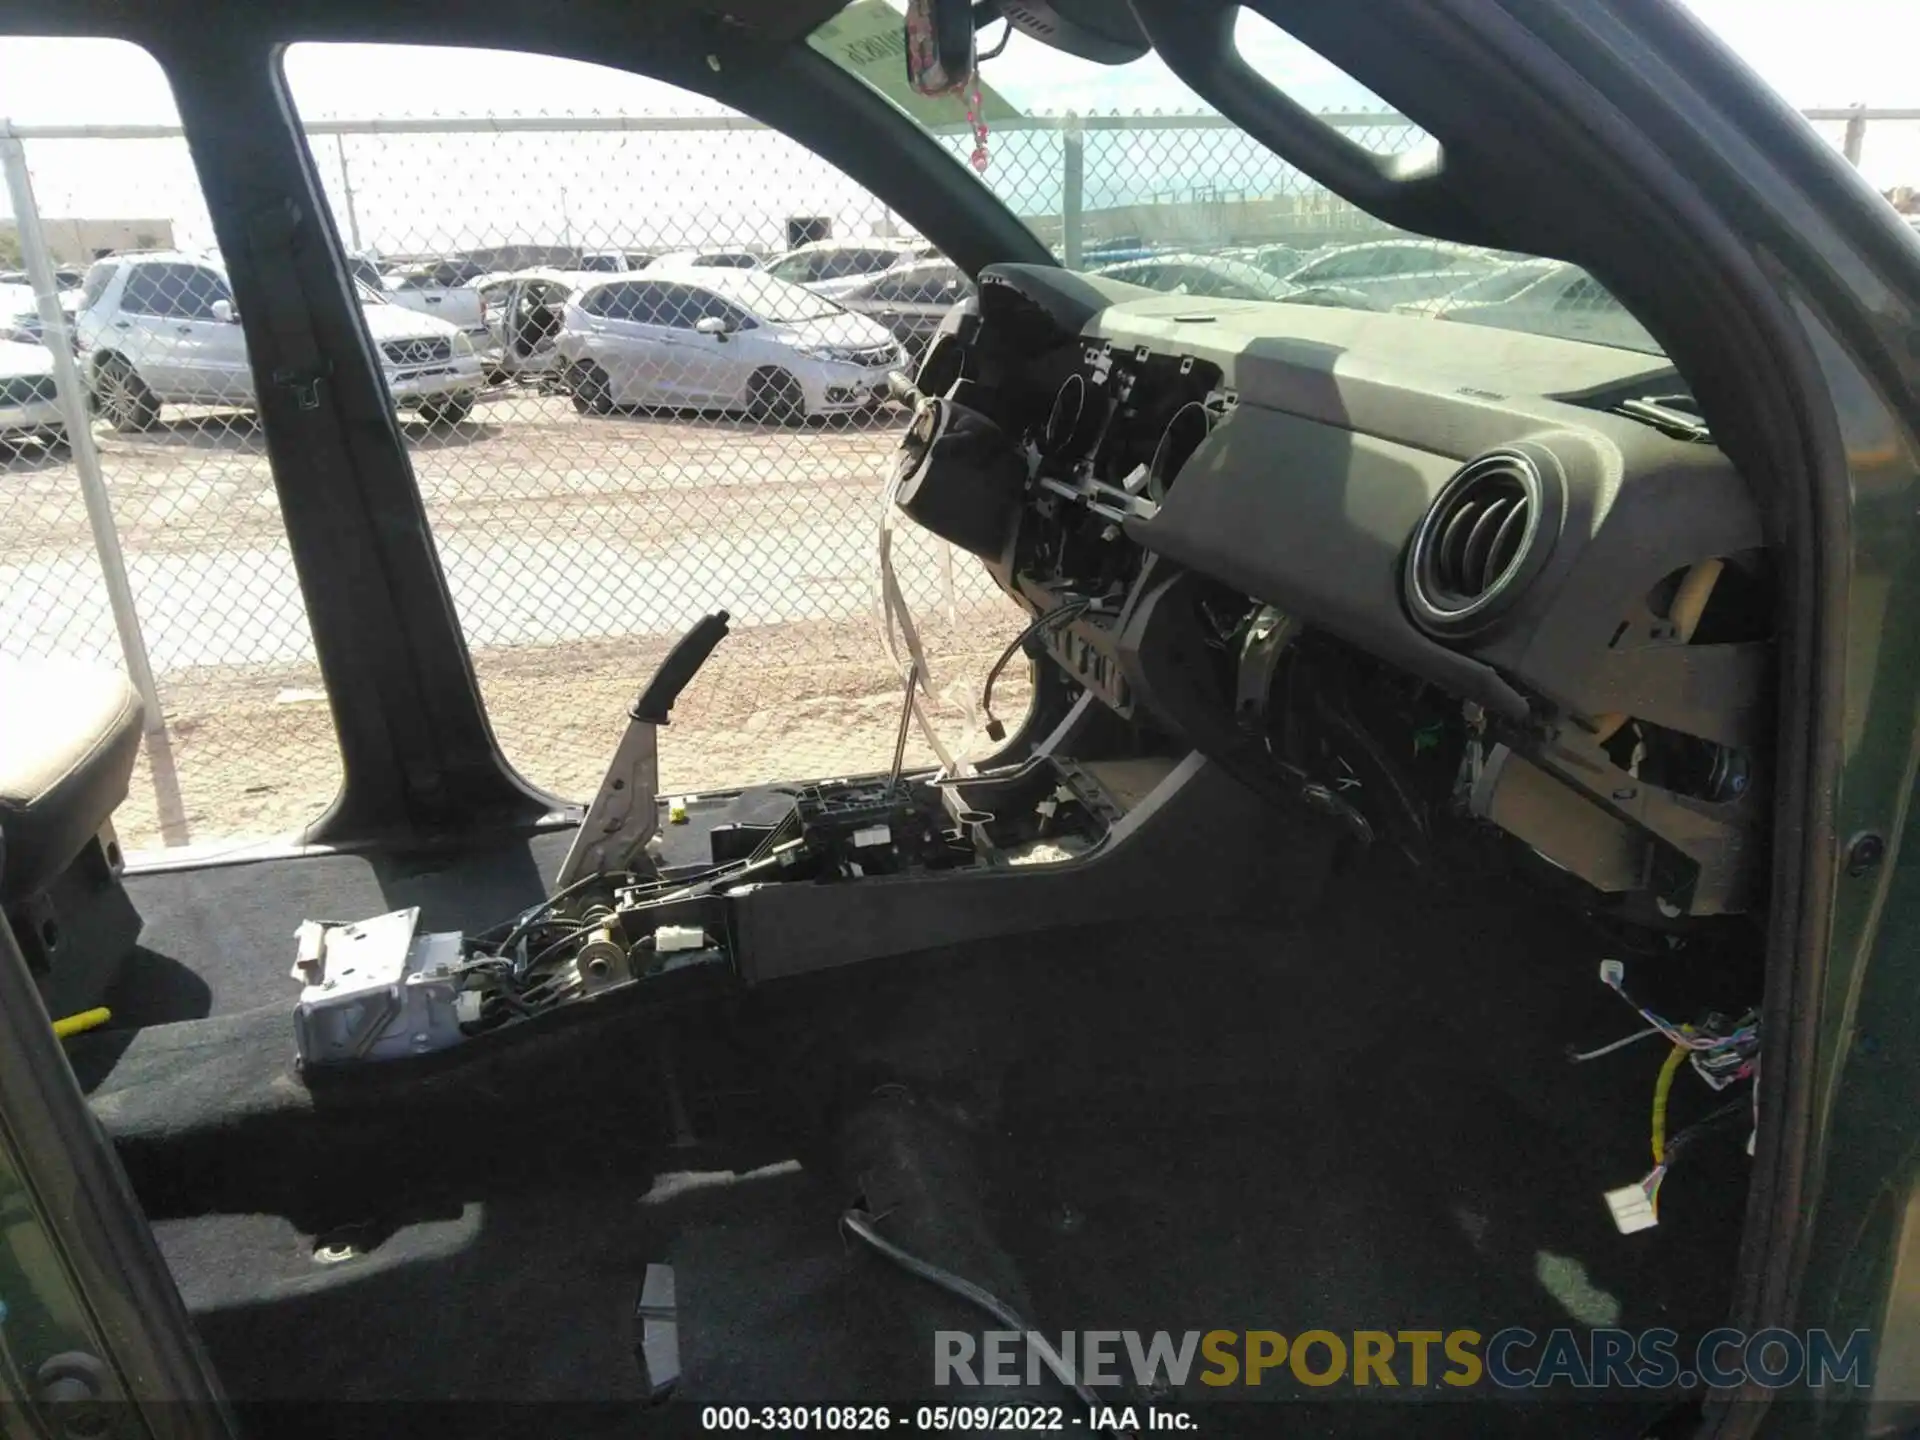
[1146,401,1210,500]
[1044,374,1088,457]
[1404,447,1562,638]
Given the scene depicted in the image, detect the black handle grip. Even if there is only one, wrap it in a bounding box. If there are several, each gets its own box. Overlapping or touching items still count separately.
[631,611,731,725]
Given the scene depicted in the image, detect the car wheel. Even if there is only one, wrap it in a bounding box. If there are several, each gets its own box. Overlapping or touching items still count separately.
[96,357,159,433]
[570,362,614,415]
[419,393,475,428]
[746,367,807,426]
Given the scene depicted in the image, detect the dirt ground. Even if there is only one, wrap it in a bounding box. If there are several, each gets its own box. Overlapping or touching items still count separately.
[118,613,1031,854]
[0,386,1031,853]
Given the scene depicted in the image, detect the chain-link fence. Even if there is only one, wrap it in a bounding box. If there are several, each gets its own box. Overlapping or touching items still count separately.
[1804,107,1920,187]
[1,77,1911,853]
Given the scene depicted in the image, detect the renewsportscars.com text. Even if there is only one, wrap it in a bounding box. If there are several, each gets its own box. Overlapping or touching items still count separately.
[935,1327,1872,1391]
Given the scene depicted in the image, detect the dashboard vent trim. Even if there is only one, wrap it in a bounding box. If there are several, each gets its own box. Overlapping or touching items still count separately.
[1405,448,1560,639]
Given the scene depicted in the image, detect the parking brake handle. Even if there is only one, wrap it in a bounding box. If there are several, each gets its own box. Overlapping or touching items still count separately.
[556,611,731,888]
[631,610,730,725]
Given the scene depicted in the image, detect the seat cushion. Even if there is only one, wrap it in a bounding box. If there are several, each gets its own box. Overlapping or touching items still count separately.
[0,658,144,902]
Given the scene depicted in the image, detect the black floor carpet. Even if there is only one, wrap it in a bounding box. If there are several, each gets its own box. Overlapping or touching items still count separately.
[90,831,1752,1437]
[155,1158,919,1438]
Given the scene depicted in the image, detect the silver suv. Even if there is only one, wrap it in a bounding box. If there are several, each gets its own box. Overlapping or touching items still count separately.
[75,252,485,431]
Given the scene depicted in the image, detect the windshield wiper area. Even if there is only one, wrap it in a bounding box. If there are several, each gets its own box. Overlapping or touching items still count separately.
[1616,394,1712,443]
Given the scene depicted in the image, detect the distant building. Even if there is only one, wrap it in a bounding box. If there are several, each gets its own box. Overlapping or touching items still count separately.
[0,217,174,265]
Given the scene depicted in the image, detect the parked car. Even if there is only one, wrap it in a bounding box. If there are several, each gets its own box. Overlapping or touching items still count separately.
[74,252,485,429]
[1432,259,1661,352]
[0,268,82,291]
[1278,239,1504,309]
[835,259,973,359]
[1397,257,1560,314]
[382,259,490,342]
[0,283,80,346]
[1078,238,1160,266]
[0,339,63,447]
[763,239,930,299]
[558,268,904,422]
[1236,243,1309,279]
[476,268,601,382]
[344,254,386,289]
[1093,252,1299,302]
[576,251,658,273]
[651,250,763,270]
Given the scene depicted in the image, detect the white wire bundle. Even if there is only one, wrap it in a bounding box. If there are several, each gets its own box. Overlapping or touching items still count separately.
[874,417,979,777]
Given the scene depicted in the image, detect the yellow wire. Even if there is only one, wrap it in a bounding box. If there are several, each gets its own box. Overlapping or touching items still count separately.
[1651,1042,1687,1165]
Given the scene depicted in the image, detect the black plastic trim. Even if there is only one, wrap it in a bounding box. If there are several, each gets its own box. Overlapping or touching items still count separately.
[0,881,236,1438]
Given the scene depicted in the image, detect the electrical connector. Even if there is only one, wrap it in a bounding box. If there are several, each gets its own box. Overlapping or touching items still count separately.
[1604,1183,1659,1235]
[654,925,706,953]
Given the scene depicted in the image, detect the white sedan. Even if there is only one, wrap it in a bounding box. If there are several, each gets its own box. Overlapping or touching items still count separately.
[558,269,904,422]
[0,339,64,447]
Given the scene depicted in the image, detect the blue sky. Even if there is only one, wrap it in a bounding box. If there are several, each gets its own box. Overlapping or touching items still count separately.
[0,0,1911,121]
[0,1,1910,252]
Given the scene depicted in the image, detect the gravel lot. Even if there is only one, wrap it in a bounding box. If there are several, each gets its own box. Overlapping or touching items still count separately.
[0,386,1029,853]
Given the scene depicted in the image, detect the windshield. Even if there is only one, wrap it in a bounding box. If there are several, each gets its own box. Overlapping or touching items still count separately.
[809,3,1661,355]
[762,254,812,284]
[765,248,904,286]
[710,271,846,322]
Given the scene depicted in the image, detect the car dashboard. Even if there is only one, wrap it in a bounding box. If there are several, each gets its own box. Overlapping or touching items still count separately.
[896,263,1771,920]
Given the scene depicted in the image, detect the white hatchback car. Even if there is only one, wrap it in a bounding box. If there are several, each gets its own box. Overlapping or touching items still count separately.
[76,253,485,430]
[558,269,904,422]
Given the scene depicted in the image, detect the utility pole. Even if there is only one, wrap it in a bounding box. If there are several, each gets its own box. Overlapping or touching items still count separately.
[1842,105,1867,167]
[334,133,363,252]
[1062,112,1085,269]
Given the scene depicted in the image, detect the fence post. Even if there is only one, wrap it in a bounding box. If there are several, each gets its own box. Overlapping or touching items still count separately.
[1843,106,1866,167]
[1061,113,1084,269]
[0,128,163,732]
[334,133,363,252]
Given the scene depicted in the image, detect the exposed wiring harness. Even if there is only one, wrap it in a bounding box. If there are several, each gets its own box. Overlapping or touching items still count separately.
[1639,1041,1689,1215]
[840,1208,1123,1433]
[1633,1045,1749,1222]
[458,806,803,1020]
[1583,957,1761,1229]
[1571,958,1760,1091]
[980,597,1094,743]
[877,443,967,776]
